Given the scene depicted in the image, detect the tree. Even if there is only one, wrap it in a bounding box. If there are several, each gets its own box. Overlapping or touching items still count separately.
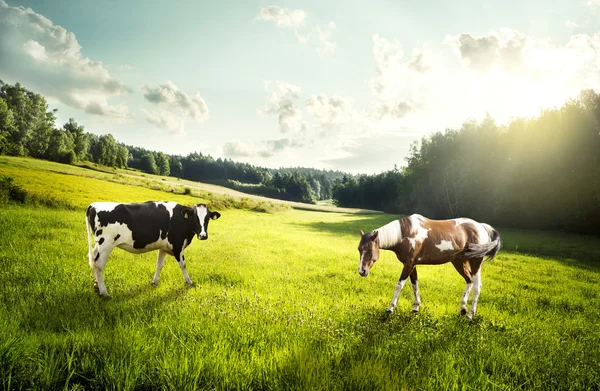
[0,97,16,155]
[63,118,88,161]
[140,153,158,175]
[156,152,170,176]
[169,156,183,177]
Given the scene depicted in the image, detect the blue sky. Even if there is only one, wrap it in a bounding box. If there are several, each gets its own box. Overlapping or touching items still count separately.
[1,0,599,173]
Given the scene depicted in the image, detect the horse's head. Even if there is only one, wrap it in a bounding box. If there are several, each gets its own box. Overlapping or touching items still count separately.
[357,229,380,277]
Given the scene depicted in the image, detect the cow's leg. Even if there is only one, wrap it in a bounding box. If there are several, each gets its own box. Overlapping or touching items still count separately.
[175,251,193,286]
[91,245,112,298]
[467,258,484,319]
[452,259,473,315]
[152,250,167,286]
[387,258,415,313]
[410,268,421,313]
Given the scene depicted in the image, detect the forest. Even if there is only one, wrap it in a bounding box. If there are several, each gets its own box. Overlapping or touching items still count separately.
[333,91,600,234]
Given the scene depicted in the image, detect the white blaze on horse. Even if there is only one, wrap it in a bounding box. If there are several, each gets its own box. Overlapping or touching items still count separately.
[357,214,502,318]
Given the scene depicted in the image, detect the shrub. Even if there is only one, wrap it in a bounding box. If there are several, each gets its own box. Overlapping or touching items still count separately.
[0,175,75,210]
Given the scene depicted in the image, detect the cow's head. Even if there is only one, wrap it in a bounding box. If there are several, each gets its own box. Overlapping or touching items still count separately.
[188,204,221,240]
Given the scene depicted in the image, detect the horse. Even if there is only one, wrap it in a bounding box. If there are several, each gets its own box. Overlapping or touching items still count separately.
[357,214,502,318]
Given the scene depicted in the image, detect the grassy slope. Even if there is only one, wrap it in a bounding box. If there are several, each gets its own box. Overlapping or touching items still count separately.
[0,157,599,390]
[0,156,381,214]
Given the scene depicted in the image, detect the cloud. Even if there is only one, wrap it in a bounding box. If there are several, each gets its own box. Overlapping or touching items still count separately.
[369,100,415,120]
[256,6,306,28]
[260,81,306,133]
[296,23,337,54]
[222,138,297,158]
[0,0,131,120]
[445,29,529,73]
[222,139,255,157]
[370,34,434,98]
[258,6,336,55]
[142,81,209,122]
[587,0,600,8]
[305,94,358,129]
[445,29,600,85]
[119,64,134,71]
[322,134,416,174]
[141,108,185,135]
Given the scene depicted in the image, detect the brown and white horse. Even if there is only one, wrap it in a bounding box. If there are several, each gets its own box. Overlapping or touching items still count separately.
[358,214,502,318]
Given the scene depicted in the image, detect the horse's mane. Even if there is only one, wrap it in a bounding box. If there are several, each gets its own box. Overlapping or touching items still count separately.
[374,220,402,249]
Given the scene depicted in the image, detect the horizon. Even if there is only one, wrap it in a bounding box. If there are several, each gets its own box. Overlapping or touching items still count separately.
[1,0,599,174]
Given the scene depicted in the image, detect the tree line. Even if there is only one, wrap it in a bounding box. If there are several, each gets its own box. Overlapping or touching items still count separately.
[0,80,343,204]
[332,90,600,234]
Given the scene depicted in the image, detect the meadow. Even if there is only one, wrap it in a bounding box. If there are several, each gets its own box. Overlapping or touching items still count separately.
[0,157,599,390]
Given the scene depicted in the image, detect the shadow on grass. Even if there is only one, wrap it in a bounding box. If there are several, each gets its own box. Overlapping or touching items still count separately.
[295,215,600,269]
[19,283,189,334]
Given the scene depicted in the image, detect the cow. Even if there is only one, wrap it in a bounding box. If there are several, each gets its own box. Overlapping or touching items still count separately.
[85,201,221,297]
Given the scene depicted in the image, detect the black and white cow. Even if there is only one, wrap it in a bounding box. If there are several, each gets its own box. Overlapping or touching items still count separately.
[85,201,221,297]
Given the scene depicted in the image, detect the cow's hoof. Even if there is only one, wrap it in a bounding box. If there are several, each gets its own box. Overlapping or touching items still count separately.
[385,308,394,314]
[185,281,195,287]
[93,281,99,293]
[99,293,111,300]
[412,309,420,313]
[151,281,159,287]
[460,308,467,316]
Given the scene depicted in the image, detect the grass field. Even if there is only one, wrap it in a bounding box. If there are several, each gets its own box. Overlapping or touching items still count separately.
[0,157,599,390]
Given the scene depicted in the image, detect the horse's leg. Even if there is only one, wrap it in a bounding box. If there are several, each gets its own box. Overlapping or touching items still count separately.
[467,258,484,318]
[387,259,415,313]
[410,268,421,313]
[451,259,473,315]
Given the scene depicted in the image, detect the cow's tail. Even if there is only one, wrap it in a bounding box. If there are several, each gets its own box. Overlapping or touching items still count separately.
[459,224,502,261]
[85,205,94,265]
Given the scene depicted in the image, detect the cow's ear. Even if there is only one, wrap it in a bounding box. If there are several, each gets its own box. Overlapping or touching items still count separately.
[210,211,221,220]
[181,209,191,219]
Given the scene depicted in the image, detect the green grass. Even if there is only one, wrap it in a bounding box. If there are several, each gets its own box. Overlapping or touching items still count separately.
[0,157,599,390]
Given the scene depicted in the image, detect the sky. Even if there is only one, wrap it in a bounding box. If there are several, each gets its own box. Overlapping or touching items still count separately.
[1,0,599,174]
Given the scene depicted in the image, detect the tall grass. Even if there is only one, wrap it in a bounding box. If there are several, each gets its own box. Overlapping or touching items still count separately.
[0,157,598,390]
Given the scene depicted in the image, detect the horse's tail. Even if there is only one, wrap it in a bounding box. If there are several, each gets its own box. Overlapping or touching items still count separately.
[459,224,502,261]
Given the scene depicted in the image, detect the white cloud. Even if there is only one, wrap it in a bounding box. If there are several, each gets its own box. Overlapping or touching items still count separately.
[370,34,434,98]
[119,64,134,71]
[222,138,296,158]
[587,0,600,8]
[565,20,579,29]
[260,81,306,133]
[141,108,185,135]
[305,94,358,129]
[257,6,306,28]
[258,6,336,55]
[0,0,131,120]
[142,81,209,122]
[369,100,415,120]
[445,29,600,84]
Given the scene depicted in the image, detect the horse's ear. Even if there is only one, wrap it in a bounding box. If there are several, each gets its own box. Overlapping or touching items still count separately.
[372,231,379,240]
[360,229,365,236]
